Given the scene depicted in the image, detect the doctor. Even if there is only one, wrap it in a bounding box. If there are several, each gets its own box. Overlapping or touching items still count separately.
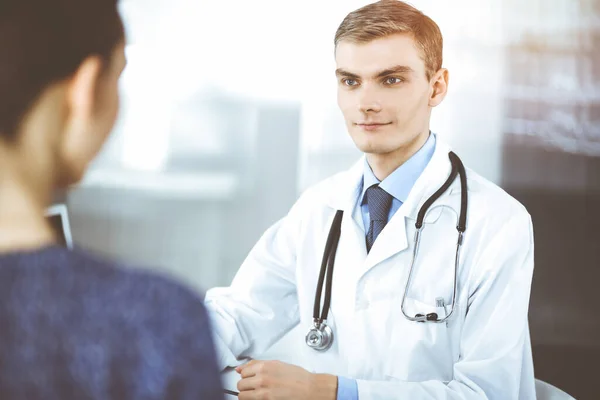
[205,1,536,399]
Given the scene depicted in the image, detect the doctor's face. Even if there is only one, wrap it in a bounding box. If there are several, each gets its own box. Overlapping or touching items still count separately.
[335,33,446,156]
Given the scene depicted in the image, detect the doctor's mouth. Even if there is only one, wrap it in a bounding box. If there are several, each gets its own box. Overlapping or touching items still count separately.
[355,121,393,131]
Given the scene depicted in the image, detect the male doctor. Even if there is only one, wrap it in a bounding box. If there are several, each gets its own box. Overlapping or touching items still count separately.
[205,1,536,399]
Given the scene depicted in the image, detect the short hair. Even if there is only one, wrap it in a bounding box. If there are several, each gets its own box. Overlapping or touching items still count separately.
[0,0,124,141]
[334,0,443,80]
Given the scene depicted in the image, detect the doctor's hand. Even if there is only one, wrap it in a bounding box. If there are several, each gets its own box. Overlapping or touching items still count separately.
[235,360,337,400]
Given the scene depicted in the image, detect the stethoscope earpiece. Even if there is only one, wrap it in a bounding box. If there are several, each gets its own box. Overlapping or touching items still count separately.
[415,312,439,322]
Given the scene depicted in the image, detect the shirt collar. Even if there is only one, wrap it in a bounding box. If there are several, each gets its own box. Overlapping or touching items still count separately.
[361,132,437,204]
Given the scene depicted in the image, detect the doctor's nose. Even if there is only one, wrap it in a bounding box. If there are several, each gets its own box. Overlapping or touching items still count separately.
[357,90,382,114]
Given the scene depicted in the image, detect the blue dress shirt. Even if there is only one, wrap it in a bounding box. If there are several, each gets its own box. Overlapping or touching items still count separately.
[359,132,437,232]
[337,132,436,400]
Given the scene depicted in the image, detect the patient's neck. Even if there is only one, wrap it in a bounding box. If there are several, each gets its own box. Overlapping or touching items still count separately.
[0,158,56,253]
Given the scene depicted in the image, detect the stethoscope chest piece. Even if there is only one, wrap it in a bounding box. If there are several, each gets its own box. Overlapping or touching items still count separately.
[305,320,334,351]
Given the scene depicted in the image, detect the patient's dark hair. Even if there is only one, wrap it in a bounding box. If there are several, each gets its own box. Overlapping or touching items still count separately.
[0,0,124,141]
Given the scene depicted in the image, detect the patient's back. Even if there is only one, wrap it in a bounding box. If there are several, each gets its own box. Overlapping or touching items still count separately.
[0,245,224,400]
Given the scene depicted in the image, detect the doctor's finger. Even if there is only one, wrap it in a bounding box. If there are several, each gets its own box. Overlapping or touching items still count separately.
[236,359,260,374]
[237,375,269,392]
[239,361,269,378]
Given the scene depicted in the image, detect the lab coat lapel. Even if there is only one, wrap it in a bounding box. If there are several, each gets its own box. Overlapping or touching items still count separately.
[322,157,368,308]
[323,157,364,227]
[362,140,454,274]
[362,205,409,272]
[322,140,455,278]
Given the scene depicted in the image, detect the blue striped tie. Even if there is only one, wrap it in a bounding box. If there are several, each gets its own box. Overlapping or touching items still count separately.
[365,185,393,253]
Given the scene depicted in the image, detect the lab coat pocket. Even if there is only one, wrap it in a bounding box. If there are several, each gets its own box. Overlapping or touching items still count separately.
[384,297,454,383]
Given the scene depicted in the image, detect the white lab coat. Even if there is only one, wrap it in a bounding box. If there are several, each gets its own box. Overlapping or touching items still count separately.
[205,138,536,399]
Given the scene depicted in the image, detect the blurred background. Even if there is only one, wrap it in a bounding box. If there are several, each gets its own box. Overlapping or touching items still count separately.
[55,0,599,398]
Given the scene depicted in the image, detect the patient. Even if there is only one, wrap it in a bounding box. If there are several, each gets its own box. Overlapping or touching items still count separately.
[0,0,223,398]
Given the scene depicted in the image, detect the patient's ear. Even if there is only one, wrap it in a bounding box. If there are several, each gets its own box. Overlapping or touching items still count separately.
[58,44,124,185]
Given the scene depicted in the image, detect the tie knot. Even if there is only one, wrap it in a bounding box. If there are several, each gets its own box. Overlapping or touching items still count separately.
[366,185,393,222]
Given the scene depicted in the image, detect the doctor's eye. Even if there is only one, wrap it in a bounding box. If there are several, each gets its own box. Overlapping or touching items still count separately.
[342,78,359,87]
[384,77,403,85]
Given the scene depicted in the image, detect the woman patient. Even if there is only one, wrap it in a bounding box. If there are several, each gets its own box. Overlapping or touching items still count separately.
[0,0,223,398]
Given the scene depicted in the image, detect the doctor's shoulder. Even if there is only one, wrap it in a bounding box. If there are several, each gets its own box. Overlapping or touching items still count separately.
[462,166,534,245]
[285,169,351,218]
[464,167,531,219]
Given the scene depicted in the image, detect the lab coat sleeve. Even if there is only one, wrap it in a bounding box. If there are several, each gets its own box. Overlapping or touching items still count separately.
[204,193,309,370]
[356,212,536,400]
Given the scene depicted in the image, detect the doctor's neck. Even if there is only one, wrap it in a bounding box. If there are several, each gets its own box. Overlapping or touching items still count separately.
[365,128,430,181]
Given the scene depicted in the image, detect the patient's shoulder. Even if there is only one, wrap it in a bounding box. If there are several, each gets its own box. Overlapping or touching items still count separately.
[0,245,210,331]
[69,246,210,322]
[0,246,223,398]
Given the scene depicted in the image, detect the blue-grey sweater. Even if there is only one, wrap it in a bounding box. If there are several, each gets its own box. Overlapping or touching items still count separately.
[0,245,224,400]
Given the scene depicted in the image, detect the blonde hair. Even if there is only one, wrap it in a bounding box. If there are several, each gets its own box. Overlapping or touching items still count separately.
[334,0,443,80]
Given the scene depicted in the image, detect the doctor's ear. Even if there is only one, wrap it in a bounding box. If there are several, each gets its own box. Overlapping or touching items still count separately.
[428,68,449,108]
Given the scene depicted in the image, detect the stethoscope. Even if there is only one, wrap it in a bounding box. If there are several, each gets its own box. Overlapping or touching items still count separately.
[305,151,468,351]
